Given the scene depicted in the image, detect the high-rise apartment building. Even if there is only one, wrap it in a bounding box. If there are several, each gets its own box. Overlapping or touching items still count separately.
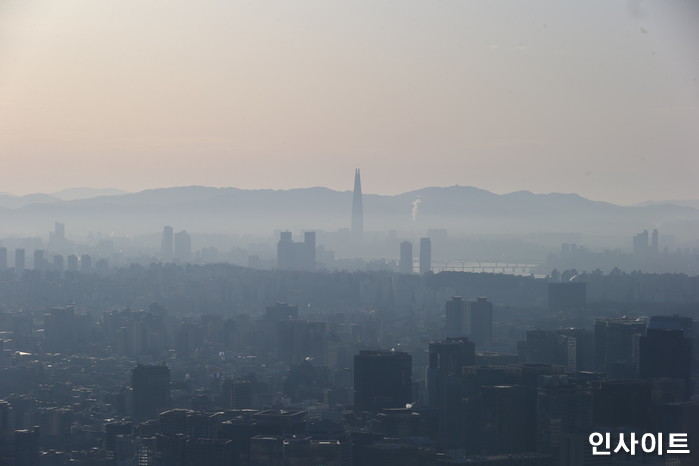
[174,230,191,262]
[33,249,45,271]
[445,297,469,338]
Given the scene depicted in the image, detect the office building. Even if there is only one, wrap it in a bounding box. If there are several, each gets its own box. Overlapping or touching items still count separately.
[0,247,6,272]
[354,350,412,411]
[132,364,171,420]
[595,317,646,379]
[419,237,431,274]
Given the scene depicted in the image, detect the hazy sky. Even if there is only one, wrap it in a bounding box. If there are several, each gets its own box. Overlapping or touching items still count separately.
[1,0,698,204]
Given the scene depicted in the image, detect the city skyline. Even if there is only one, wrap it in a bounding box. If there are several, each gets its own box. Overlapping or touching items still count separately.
[1,1,698,204]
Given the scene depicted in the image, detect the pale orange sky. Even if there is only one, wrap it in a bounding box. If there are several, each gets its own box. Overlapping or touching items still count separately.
[1,0,698,204]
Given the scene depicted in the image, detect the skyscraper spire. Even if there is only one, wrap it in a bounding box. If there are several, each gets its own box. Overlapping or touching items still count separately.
[351,168,364,242]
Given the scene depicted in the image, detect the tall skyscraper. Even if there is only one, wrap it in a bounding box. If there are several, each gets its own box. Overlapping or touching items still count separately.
[14,249,25,274]
[354,350,411,411]
[174,230,191,262]
[419,237,431,274]
[0,247,6,272]
[399,241,413,274]
[351,168,363,242]
[161,226,174,261]
[132,364,171,420]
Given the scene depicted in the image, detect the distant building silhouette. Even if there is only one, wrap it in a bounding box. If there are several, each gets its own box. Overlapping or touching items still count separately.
[80,254,92,273]
[640,328,692,399]
[33,249,45,271]
[67,254,78,272]
[595,317,646,379]
[14,249,25,274]
[351,169,363,242]
[444,296,492,347]
[53,254,64,272]
[265,302,299,321]
[651,228,659,255]
[161,226,174,261]
[277,231,316,270]
[0,247,6,272]
[480,385,528,454]
[132,364,170,420]
[354,350,411,411]
[445,297,469,338]
[14,427,39,466]
[174,230,191,262]
[399,241,413,274]
[419,237,431,274]
[470,297,493,348]
[428,337,475,449]
[536,375,593,459]
[633,229,649,256]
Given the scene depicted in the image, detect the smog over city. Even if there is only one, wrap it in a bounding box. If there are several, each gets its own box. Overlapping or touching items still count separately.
[0,1,698,465]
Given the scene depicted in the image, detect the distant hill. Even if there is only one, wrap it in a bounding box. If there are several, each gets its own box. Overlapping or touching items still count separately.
[0,185,697,242]
[0,193,61,209]
[636,199,699,210]
[50,187,129,201]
